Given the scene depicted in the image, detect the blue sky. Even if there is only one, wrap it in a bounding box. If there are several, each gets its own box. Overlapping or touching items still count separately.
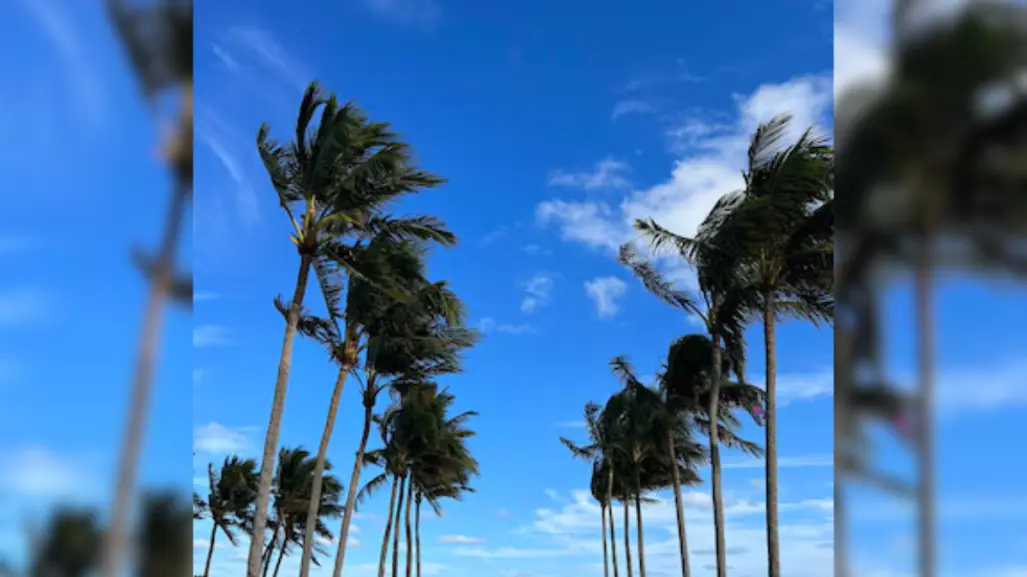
[2,0,1026,577]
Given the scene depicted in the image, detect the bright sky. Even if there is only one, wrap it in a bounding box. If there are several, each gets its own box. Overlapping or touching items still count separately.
[1,0,1025,577]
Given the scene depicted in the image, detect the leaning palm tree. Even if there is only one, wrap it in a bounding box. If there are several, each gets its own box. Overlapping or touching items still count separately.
[279,238,434,577]
[195,456,259,577]
[248,80,456,577]
[620,197,759,577]
[332,255,478,577]
[136,492,191,577]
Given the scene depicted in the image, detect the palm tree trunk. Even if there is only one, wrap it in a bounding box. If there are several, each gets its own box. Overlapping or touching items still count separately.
[392,474,408,577]
[299,366,352,577]
[622,496,634,577]
[667,431,691,577]
[763,291,780,577]
[915,237,935,577]
[601,503,610,577]
[247,254,314,577]
[404,476,414,577]
[377,476,400,577]
[709,328,727,577]
[415,493,423,577]
[633,470,647,577]
[607,468,620,577]
[99,181,189,577]
[202,523,218,577]
[262,520,280,577]
[334,399,376,577]
[271,538,288,577]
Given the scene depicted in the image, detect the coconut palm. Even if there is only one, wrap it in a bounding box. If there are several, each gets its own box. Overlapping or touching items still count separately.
[262,447,343,577]
[560,402,619,577]
[248,80,456,577]
[718,117,832,577]
[28,509,103,577]
[620,197,758,577]
[331,251,477,577]
[278,238,434,577]
[195,456,259,577]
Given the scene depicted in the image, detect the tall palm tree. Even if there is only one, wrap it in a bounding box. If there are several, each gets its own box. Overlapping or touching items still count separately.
[716,116,832,577]
[620,195,759,577]
[248,80,455,577]
[333,263,477,577]
[280,238,436,577]
[560,402,618,577]
[28,509,104,577]
[195,456,259,577]
[263,447,343,577]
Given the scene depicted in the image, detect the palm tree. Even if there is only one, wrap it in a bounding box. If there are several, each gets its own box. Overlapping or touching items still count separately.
[195,456,259,577]
[560,402,618,577]
[332,252,477,577]
[248,80,455,577]
[280,238,435,577]
[711,116,833,577]
[28,508,104,577]
[263,447,343,577]
[620,194,761,577]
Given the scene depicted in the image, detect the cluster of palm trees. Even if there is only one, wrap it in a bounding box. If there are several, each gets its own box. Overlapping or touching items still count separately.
[211,80,482,577]
[561,115,834,577]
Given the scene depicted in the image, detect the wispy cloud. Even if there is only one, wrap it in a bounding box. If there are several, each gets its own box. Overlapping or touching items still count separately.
[522,244,552,256]
[194,291,220,302]
[194,325,234,348]
[479,317,536,336]
[547,157,631,191]
[520,273,555,314]
[196,108,260,226]
[438,534,486,544]
[722,454,833,469]
[0,445,99,498]
[611,100,654,120]
[194,422,256,454]
[481,227,509,245]
[584,276,627,319]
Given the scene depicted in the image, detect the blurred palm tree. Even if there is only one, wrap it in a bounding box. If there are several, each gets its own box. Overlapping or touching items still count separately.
[194,457,259,577]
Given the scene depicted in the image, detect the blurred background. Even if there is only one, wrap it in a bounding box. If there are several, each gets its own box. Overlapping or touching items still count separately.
[836,0,1027,575]
[2,0,1027,575]
[0,1,192,577]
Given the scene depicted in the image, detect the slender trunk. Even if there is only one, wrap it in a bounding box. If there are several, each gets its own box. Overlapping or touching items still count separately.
[404,476,414,577]
[667,431,691,577]
[202,523,218,577]
[271,537,288,577]
[607,468,620,577]
[709,328,727,577]
[415,494,423,577]
[299,366,352,577]
[915,237,935,577]
[334,400,376,577]
[763,291,780,577]
[622,497,634,577]
[634,470,647,577]
[247,254,314,577]
[834,478,847,577]
[391,475,408,577]
[261,525,277,577]
[601,503,610,577]
[99,183,189,577]
[377,476,400,577]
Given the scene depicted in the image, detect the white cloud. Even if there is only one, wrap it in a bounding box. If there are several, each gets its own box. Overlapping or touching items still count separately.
[194,325,234,347]
[611,100,654,120]
[520,273,555,314]
[438,534,486,544]
[548,157,631,191]
[723,454,833,469]
[194,422,254,454]
[479,317,536,336]
[0,446,97,498]
[584,276,627,319]
[537,74,833,289]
